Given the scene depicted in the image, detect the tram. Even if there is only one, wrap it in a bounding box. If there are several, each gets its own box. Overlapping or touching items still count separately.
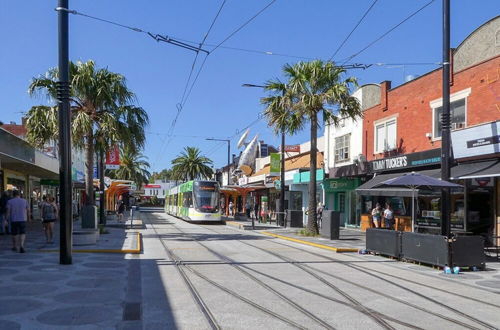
[165,180,221,222]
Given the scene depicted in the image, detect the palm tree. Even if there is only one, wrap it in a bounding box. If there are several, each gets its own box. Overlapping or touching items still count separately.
[150,168,174,183]
[262,60,361,234]
[25,60,149,205]
[108,148,151,189]
[171,147,213,181]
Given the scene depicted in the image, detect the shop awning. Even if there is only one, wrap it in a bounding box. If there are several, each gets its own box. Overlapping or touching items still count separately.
[356,169,440,197]
[450,159,500,179]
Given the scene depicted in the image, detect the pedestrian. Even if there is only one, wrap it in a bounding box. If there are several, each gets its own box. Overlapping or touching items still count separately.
[317,202,324,229]
[383,203,394,229]
[0,190,10,234]
[6,190,30,253]
[228,201,234,217]
[254,202,259,221]
[371,203,382,228]
[245,198,251,218]
[41,195,58,243]
[116,197,125,222]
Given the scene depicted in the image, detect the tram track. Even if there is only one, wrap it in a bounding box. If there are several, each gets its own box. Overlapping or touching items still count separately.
[148,215,321,329]
[200,225,499,330]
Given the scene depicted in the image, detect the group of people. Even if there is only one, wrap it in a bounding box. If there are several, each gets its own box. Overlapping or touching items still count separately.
[371,202,394,229]
[0,190,59,253]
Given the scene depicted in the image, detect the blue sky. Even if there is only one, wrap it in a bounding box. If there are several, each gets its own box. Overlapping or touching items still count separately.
[1,0,499,172]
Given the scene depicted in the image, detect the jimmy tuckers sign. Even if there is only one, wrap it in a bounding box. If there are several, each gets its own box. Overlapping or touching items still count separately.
[369,149,441,173]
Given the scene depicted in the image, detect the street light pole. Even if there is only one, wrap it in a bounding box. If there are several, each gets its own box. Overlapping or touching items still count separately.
[280,129,286,227]
[441,0,452,266]
[242,83,287,227]
[206,138,231,186]
[56,0,72,264]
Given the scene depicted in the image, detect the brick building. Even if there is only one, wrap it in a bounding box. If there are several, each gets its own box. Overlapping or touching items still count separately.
[354,15,500,241]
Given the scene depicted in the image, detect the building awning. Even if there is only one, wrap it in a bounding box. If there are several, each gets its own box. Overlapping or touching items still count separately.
[356,169,441,197]
[451,159,500,179]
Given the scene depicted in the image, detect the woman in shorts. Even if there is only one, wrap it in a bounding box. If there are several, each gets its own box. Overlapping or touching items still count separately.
[41,196,58,243]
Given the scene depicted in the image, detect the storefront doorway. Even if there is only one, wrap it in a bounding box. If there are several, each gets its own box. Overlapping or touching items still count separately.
[337,192,346,226]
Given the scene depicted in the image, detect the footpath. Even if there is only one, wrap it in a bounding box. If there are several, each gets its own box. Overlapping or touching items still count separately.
[0,214,143,330]
[224,216,366,252]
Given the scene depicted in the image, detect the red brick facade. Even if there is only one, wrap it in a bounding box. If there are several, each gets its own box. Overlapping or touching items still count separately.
[363,55,500,161]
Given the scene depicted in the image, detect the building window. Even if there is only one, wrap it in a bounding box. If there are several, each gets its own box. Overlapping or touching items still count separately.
[430,88,470,140]
[433,99,466,139]
[374,118,397,153]
[334,134,350,162]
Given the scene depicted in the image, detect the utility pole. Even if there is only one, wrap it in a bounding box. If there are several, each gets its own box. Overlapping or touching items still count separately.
[56,0,72,264]
[206,138,231,186]
[441,0,452,265]
[280,130,286,227]
[99,148,105,225]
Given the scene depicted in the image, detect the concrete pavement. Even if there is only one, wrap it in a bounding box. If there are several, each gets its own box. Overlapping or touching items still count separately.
[0,209,499,329]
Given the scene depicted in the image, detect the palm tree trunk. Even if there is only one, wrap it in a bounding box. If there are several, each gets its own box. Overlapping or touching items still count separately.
[307,111,318,234]
[85,131,95,205]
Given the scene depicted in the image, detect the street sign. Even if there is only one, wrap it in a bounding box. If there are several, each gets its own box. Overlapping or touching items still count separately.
[106,145,120,168]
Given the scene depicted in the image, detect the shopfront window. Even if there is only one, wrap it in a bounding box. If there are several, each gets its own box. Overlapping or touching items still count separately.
[290,191,302,210]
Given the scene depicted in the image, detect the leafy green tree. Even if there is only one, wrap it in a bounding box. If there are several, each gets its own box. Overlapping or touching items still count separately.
[25,60,149,205]
[171,147,213,181]
[108,148,151,189]
[150,168,174,183]
[262,60,361,234]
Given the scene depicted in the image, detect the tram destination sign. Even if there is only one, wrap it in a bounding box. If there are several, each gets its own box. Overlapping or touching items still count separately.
[369,149,441,173]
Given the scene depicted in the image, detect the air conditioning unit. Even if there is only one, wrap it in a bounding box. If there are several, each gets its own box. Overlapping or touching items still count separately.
[451,122,465,130]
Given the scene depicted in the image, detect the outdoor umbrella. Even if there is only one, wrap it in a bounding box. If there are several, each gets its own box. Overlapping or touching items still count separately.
[374,172,462,232]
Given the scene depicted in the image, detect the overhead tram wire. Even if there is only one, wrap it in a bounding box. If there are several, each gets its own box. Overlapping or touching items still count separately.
[328,0,378,61]
[153,0,228,169]
[341,0,436,65]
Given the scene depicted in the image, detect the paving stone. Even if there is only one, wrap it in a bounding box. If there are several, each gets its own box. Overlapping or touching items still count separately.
[0,268,19,276]
[0,284,59,296]
[0,319,21,329]
[36,306,114,326]
[66,278,124,289]
[82,262,126,269]
[53,289,123,304]
[0,298,43,316]
[13,272,69,283]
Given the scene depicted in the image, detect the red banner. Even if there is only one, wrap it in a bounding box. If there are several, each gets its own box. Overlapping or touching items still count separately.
[106,145,120,168]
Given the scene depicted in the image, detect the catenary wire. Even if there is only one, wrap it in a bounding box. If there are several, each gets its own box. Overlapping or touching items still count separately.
[329,0,378,61]
[341,0,436,65]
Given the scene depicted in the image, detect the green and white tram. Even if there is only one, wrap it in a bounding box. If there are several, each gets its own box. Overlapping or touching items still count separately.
[165,180,221,222]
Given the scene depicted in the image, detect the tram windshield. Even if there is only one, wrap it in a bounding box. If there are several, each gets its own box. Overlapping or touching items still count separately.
[193,181,219,213]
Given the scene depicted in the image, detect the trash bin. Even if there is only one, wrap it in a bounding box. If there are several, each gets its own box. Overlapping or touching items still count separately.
[286,210,303,228]
[320,210,340,240]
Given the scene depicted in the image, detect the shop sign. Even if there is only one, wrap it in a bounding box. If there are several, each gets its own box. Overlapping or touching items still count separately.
[280,145,300,153]
[144,184,161,188]
[324,178,359,192]
[238,176,248,185]
[270,153,281,176]
[369,149,441,173]
[106,145,120,170]
[265,175,278,188]
[452,121,500,159]
[40,179,59,186]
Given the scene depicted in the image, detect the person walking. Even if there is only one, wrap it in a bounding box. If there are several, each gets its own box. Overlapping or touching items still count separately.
[254,201,260,221]
[116,197,125,222]
[371,203,382,228]
[383,203,394,229]
[317,202,324,229]
[41,195,58,243]
[0,191,10,235]
[6,190,30,253]
[228,201,234,217]
[245,198,251,218]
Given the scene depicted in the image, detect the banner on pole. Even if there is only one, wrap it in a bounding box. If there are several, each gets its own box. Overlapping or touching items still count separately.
[105,145,120,170]
[270,153,281,176]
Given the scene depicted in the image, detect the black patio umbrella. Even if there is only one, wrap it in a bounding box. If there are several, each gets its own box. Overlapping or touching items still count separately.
[374,172,462,232]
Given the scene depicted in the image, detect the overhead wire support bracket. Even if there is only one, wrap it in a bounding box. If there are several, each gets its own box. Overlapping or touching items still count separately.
[148,33,210,54]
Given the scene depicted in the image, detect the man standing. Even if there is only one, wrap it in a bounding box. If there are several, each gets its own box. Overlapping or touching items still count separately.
[6,190,30,253]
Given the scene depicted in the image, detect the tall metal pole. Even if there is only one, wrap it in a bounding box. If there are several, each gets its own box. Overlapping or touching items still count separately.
[99,148,105,225]
[280,130,286,227]
[227,140,230,186]
[57,0,72,264]
[441,0,451,239]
